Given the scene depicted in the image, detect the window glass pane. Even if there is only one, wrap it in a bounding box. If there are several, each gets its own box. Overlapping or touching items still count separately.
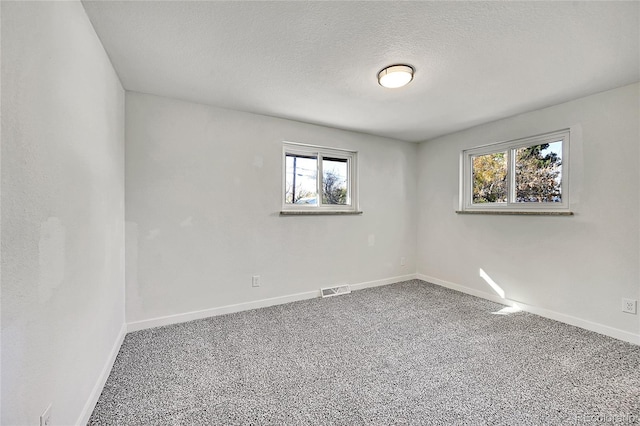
[515,141,562,203]
[472,152,507,204]
[285,153,318,205]
[322,157,348,205]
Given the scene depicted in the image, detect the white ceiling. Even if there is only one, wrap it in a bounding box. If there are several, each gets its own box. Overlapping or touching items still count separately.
[82,1,639,142]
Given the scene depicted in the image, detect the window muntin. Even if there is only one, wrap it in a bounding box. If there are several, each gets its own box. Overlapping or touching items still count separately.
[283,143,357,211]
[461,130,569,212]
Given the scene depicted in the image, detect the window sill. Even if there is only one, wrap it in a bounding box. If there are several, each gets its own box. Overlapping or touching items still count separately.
[280,210,363,216]
[456,210,573,216]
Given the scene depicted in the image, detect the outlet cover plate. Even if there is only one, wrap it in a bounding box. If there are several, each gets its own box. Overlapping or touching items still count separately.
[622,298,637,314]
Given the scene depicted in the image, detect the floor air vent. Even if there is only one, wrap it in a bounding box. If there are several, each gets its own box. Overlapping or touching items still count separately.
[321,284,351,298]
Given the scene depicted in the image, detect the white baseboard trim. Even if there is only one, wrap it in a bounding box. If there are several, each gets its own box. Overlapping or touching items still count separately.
[127,274,418,333]
[350,273,417,291]
[76,322,127,425]
[127,290,318,332]
[417,274,640,346]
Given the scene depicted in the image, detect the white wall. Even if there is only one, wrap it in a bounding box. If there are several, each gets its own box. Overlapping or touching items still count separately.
[125,92,417,325]
[417,83,640,342]
[1,2,125,425]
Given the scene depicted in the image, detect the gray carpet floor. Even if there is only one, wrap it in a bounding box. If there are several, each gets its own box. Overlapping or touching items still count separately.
[89,280,640,425]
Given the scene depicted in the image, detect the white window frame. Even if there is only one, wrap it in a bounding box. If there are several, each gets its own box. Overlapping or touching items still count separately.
[282,142,359,212]
[460,129,570,213]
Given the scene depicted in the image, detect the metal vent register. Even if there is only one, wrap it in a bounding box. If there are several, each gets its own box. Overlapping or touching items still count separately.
[320,284,351,298]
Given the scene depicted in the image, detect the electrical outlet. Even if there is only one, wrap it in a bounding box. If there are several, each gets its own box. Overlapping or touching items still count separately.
[400,257,406,266]
[252,275,260,287]
[622,298,637,314]
[40,404,52,426]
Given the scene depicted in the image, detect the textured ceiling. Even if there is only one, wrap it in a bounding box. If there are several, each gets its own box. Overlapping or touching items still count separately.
[82,1,639,142]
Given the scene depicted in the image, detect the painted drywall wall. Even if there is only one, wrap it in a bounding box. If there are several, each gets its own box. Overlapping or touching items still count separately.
[125,92,418,324]
[1,2,125,425]
[417,83,640,341]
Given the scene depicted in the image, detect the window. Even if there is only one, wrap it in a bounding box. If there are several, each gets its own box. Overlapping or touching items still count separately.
[282,142,359,213]
[460,129,570,213]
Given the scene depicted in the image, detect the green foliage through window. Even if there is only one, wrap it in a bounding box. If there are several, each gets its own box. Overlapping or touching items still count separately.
[472,142,562,204]
[463,130,568,211]
[472,152,507,203]
[515,142,562,203]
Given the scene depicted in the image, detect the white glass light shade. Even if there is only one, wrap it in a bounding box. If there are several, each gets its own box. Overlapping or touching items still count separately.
[378,65,414,88]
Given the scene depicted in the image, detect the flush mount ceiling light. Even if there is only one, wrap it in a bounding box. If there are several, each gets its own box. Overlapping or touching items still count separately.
[378,64,414,89]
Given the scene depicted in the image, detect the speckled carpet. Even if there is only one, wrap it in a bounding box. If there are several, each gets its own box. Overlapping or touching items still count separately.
[89,280,639,425]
